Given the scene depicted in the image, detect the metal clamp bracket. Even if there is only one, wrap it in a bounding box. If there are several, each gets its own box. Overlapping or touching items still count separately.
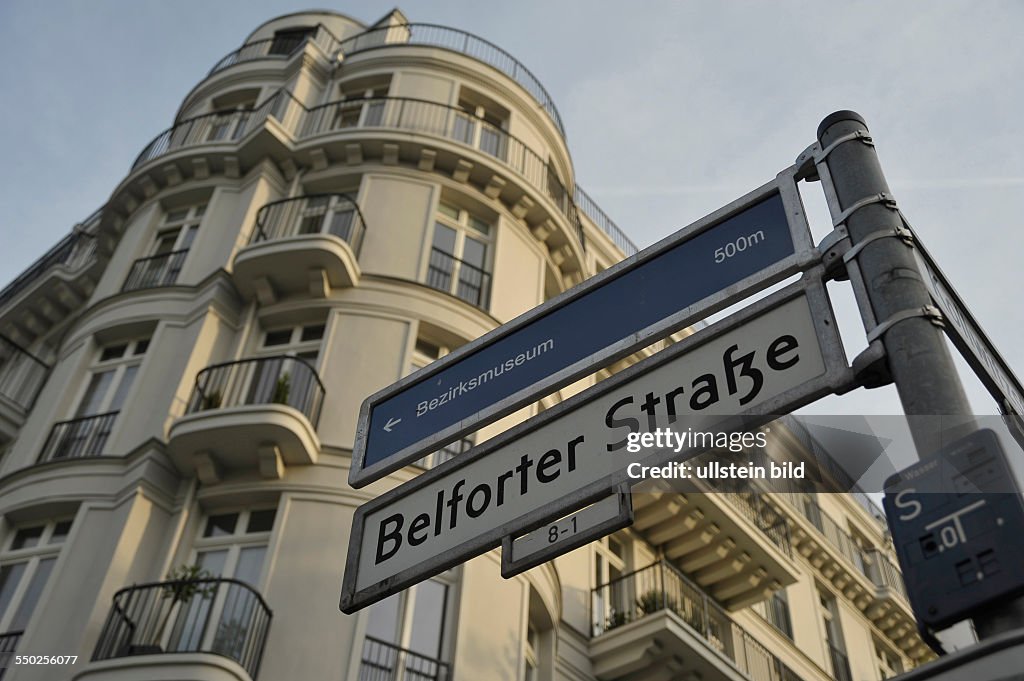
[815,130,874,163]
[832,192,897,227]
[842,224,915,263]
[866,304,944,344]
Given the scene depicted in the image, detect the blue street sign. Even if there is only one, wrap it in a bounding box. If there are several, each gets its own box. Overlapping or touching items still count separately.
[350,169,815,487]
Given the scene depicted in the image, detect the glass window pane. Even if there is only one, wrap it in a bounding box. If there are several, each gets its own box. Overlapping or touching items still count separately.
[407,580,447,658]
[468,216,491,235]
[50,521,73,545]
[10,526,44,551]
[10,557,56,630]
[328,210,354,241]
[234,546,266,587]
[108,365,138,412]
[246,509,277,534]
[0,563,26,622]
[264,329,292,347]
[154,233,178,255]
[197,549,229,576]
[462,237,486,269]
[437,203,460,221]
[165,208,189,224]
[179,226,199,250]
[300,325,325,343]
[192,204,207,218]
[75,370,114,417]
[432,224,457,254]
[365,593,401,644]
[133,339,150,356]
[204,514,238,538]
[99,345,127,362]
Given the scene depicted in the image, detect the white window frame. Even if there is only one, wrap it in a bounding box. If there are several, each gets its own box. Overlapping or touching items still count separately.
[0,518,72,634]
[427,202,494,308]
[591,534,628,635]
[74,338,149,418]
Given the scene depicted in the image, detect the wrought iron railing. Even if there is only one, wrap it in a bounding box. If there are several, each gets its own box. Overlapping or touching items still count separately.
[574,186,638,257]
[0,631,21,680]
[208,24,340,75]
[338,22,565,138]
[592,561,804,681]
[92,578,271,679]
[426,248,491,309]
[359,636,451,681]
[828,644,853,681]
[777,492,873,581]
[719,491,792,557]
[0,208,101,308]
[122,250,190,292]
[38,412,119,462]
[132,89,299,171]
[0,335,49,411]
[186,355,325,428]
[252,194,366,255]
[299,95,582,245]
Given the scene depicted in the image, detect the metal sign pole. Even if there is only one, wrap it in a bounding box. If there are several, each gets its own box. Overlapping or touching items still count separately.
[812,110,1023,641]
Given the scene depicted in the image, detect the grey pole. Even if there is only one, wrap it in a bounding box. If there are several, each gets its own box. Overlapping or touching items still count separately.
[815,111,1024,640]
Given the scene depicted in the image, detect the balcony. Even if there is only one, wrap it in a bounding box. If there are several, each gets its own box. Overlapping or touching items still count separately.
[122,250,189,292]
[630,484,799,610]
[0,208,102,345]
[167,356,324,482]
[0,335,49,442]
[299,96,583,251]
[425,248,491,309]
[574,186,639,257]
[232,194,364,303]
[358,636,450,681]
[208,24,340,76]
[38,412,118,463]
[591,561,804,681]
[90,578,270,679]
[0,631,21,680]
[337,23,565,138]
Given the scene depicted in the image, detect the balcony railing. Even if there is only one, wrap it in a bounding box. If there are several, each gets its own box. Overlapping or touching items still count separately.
[92,578,271,679]
[122,250,189,292]
[208,24,340,76]
[38,412,118,463]
[132,89,297,171]
[359,636,451,681]
[593,560,804,681]
[426,248,491,309]
[0,207,101,308]
[300,96,583,246]
[867,548,909,601]
[719,491,792,557]
[338,23,565,138]
[0,631,21,680]
[252,193,366,255]
[828,644,853,681]
[574,186,639,257]
[186,355,325,428]
[0,335,49,411]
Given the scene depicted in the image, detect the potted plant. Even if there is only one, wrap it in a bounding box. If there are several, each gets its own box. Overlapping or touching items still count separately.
[272,373,291,404]
[637,589,675,615]
[200,389,223,410]
[125,564,216,655]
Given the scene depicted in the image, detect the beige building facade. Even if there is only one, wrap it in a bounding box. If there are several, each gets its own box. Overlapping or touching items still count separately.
[0,8,931,681]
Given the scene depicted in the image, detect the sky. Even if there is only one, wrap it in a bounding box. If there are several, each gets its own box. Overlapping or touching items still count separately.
[2,0,1023,446]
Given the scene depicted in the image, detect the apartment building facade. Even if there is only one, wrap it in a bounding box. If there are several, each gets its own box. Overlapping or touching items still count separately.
[0,8,931,681]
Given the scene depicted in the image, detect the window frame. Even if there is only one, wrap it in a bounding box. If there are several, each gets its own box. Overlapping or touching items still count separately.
[0,518,73,634]
[427,201,494,308]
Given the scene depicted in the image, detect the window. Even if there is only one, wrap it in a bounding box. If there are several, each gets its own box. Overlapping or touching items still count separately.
[752,588,793,639]
[0,519,71,636]
[524,588,552,681]
[296,195,357,243]
[205,93,257,142]
[249,323,324,416]
[332,76,392,129]
[850,528,874,578]
[127,205,203,290]
[452,89,510,160]
[268,27,316,55]
[167,507,277,658]
[362,575,454,677]
[427,202,493,308]
[592,535,627,634]
[875,639,903,679]
[819,588,851,681]
[41,338,148,460]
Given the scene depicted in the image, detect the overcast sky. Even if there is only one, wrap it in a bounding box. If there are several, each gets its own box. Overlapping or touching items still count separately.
[2,0,1023,431]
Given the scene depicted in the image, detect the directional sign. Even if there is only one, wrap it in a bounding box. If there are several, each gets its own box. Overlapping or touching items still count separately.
[901,214,1024,419]
[500,486,633,578]
[340,275,851,612]
[350,168,815,487]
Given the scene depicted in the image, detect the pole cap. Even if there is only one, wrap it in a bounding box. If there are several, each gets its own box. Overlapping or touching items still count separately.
[817,110,868,140]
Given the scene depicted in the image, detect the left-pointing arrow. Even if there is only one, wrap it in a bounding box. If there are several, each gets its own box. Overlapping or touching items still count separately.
[383,417,402,433]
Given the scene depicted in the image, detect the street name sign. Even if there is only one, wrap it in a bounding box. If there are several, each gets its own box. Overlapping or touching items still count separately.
[500,486,633,578]
[901,214,1024,419]
[340,275,852,612]
[350,168,816,487]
